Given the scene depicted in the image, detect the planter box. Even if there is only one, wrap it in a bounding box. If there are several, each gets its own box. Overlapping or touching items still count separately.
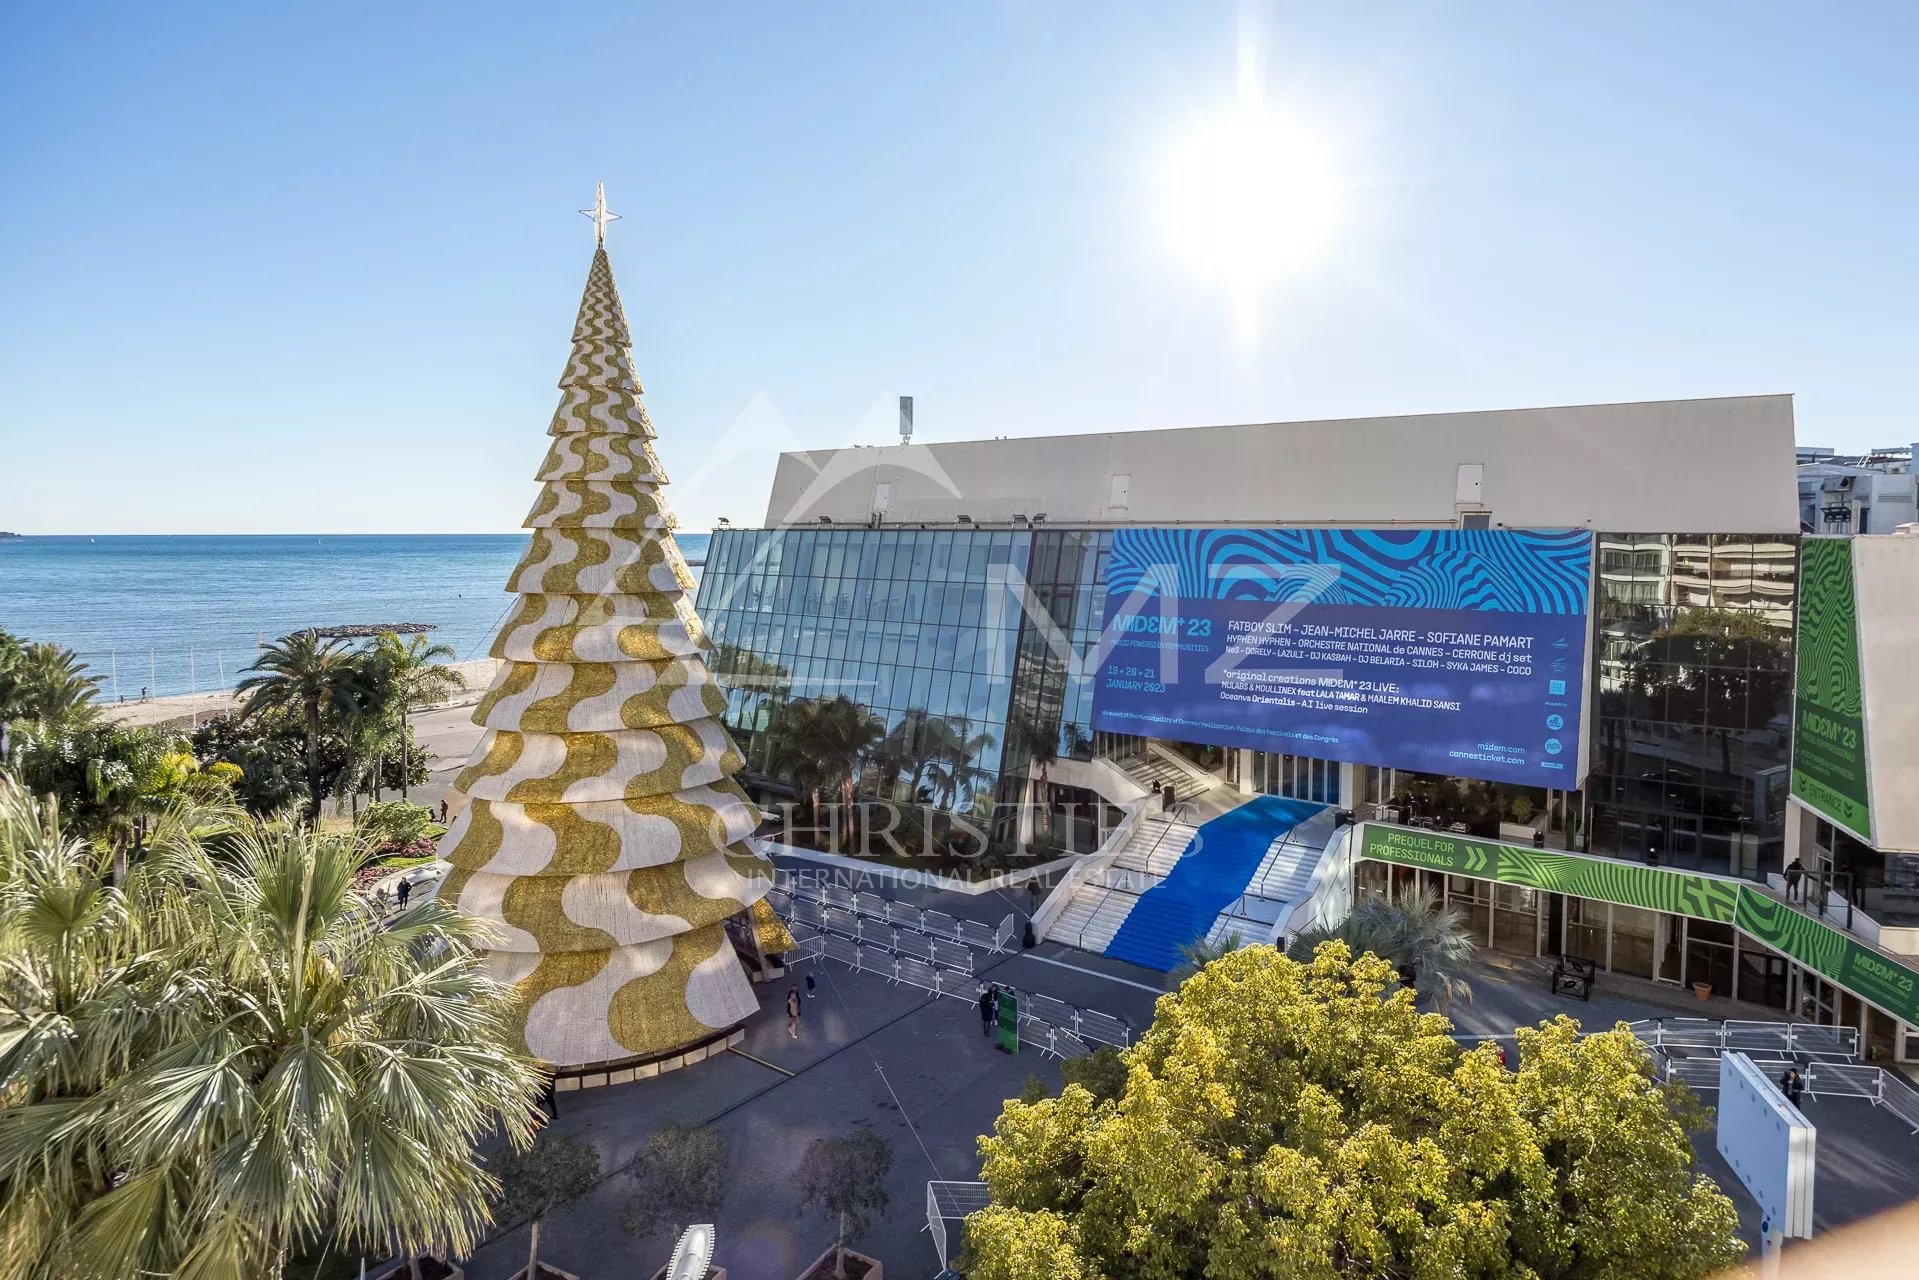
[372,1259,464,1280]
[795,1245,882,1280]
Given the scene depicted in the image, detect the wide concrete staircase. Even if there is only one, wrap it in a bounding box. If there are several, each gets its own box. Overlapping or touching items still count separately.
[1043,791,1340,972]
[1202,805,1344,948]
[1047,814,1198,952]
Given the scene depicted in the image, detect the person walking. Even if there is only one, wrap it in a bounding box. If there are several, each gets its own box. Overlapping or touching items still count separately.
[786,984,802,1039]
[1784,857,1805,901]
[396,878,412,909]
[1780,1064,1806,1106]
[978,985,999,1038]
[439,799,448,824]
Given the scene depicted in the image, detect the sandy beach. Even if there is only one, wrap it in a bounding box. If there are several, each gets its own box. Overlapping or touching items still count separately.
[101,658,502,729]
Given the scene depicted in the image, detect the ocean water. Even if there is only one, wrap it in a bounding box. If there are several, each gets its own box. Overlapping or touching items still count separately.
[0,533,709,700]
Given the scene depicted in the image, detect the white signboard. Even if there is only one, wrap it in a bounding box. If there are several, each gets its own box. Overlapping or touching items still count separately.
[1715,1052,1816,1240]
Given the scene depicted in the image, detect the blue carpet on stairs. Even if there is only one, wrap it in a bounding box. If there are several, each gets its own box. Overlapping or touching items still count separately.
[1103,795,1324,972]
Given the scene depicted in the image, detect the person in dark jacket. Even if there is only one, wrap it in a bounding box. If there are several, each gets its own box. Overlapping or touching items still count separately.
[978,985,999,1037]
[1784,858,1805,901]
[1780,1064,1806,1105]
[396,878,412,909]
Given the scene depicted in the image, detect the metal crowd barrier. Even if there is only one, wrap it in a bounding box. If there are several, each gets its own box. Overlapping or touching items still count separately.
[1649,1050,1919,1135]
[784,921,1132,1057]
[1627,1017,1859,1063]
[775,876,1015,954]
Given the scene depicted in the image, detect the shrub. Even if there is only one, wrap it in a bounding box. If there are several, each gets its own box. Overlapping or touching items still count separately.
[359,800,436,853]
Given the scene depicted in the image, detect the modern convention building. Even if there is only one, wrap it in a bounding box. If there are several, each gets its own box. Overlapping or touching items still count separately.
[695,394,1919,1062]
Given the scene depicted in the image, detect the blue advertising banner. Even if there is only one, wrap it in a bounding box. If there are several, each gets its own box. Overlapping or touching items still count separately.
[1090,528,1593,787]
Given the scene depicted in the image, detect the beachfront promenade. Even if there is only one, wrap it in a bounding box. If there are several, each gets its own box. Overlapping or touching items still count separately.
[100,657,502,730]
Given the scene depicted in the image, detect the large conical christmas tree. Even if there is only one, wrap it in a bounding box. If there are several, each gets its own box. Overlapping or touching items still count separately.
[438,189,789,1072]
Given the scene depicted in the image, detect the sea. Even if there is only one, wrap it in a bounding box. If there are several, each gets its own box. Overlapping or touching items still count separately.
[0,533,709,700]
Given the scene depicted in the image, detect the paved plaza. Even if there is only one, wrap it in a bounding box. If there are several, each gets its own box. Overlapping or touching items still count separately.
[455,864,1919,1280]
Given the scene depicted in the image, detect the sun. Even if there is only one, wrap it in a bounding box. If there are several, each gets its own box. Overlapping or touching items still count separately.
[1156,102,1343,326]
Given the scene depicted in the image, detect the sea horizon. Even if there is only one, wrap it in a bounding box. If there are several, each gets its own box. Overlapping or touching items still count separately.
[0,531,711,701]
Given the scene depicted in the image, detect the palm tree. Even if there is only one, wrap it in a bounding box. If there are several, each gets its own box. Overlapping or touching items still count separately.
[1171,929,1253,982]
[335,705,397,818]
[919,721,986,810]
[367,633,465,800]
[1012,715,1060,840]
[236,632,368,824]
[765,696,881,845]
[0,773,544,1279]
[0,635,100,737]
[1287,889,1478,1011]
[816,696,882,844]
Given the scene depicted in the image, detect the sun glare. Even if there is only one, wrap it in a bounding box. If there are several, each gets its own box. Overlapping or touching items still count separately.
[1157,103,1343,334]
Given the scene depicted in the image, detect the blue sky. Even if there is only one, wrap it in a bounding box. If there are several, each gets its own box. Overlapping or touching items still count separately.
[2,3,1915,535]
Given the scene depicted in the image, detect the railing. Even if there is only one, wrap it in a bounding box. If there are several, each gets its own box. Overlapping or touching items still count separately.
[1627,1016,1860,1063]
[769,880,1014,955]
[787,919,1133,1056]
[1651,1052,1919,1134]
[1767,869,1867,940]
[1031,797,1149,942]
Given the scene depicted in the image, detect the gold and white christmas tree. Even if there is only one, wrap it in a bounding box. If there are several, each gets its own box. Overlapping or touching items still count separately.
[437,187,789,1070]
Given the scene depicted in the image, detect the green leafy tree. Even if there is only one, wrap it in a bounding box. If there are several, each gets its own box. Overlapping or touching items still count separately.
[0,629,19,728]
[796,1125,892,1278]
[11,722,192,878]
[1288,888,1478,1011]
[190,707,400,818]
[619,1124,730,1245]
[966,943,1742,1280]
[486,1132,602,1280]
[1058,1045,1127,1104]
[357,800,439,852]
[235,632,369,824]
[0,773,544,1278]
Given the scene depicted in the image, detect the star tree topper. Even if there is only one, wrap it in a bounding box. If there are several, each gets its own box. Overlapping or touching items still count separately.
[580,181,621,245]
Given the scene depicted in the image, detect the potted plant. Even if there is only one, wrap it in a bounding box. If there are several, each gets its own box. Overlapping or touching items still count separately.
[1692,980,1713,1000]
[622,1124,732,1280]
[487,1131,603,1280]
[794,1125,892,1280]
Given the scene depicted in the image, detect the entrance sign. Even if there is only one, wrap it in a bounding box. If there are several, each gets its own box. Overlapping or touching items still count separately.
[1356,824,1919,1027]
[1091,528,1592,788]
[1791,537,1872,841]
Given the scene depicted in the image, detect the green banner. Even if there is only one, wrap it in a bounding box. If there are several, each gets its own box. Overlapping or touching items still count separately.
[1357,824,1919,1027]
[995,989,1019,1054]
[1791,537,1872,841]
[1734,891,1919,1027]
[1356,825,1739,924]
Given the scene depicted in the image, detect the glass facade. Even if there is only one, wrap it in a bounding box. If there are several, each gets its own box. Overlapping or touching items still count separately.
[1243,751,1340,805]
[701,524,1799,885]
[698,526,1118,844]
[1584,533,1798,878]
